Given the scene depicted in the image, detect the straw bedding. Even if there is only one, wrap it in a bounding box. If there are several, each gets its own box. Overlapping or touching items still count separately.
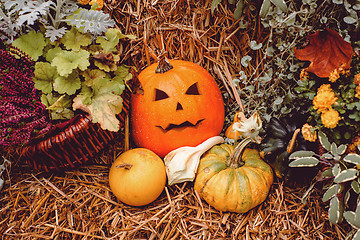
[0,0,352,239]
[0,161,352,239]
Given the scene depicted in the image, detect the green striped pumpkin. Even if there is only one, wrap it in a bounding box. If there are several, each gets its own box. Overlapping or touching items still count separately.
[194,138,274,213]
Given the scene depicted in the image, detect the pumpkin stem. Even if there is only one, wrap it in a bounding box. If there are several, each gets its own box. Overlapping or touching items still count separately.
[227,137,252,168]
[287,129,300,154]
[115,163,133,170]
[155,51,173,73]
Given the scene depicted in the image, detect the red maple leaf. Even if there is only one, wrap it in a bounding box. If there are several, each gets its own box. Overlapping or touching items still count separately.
[294,29,354,78]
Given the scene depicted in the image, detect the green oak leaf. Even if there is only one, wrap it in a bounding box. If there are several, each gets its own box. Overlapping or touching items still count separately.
[45,46,63,62]
[74,83,93,106]
[96,28,135,53]
[100,80,125,96]
[60,27,92,51]
[96,28,120,53]
[51,49,90,76]
[72,82,124,132]
[33,62,58,94]
[12,30,46,61]
[53,71,82,95]
[93,53,119,72]
[91,73,125,96]
[81,69,107,87]
[51,108,75,120]
[41,93,74,120]
[114,65,133,83]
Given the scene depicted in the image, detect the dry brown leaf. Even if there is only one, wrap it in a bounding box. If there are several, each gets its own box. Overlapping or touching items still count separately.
[294,28,353,78]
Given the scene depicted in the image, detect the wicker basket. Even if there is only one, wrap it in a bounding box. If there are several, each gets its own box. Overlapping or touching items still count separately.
[21,90,131,172]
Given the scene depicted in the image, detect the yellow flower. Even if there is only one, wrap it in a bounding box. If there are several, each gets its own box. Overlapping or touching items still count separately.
[89,0,104,10]
[78,0,90,4]
[329,64,350,82]
[356,85,360,99]
[313,84,337,113]
[78,0,103,9]
[301,123,317,142]
[321,108,341,128]
[329,68,340,82]
[300,68,309,81]
[339,64,350,76]
[354,73,360,85]
[317,84,332,93]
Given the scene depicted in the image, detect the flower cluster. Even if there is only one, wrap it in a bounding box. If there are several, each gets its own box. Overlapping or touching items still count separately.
[301,123,317,142]
[313,84,337,112]
[0,45,51,148]
[328,64,349,82]
[295,51,360,145]
[312,84,340,128]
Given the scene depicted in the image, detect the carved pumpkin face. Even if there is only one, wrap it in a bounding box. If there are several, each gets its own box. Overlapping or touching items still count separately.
[131,60,225,157]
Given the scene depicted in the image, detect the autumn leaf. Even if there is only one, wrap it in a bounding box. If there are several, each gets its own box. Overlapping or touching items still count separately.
[51,49,90,76]
[12,30,46,61]
[53,71,82,95]
[45,46,63,62]
[294,29,353,78]
[81,69,107,87]
[60,27,92,51]
[72,81,125,132]
[41,93,74,120]
[33,62,58,94]
[96,28,136,53]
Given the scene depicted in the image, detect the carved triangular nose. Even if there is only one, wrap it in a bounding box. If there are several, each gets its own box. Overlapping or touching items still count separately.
[176,102,183,110]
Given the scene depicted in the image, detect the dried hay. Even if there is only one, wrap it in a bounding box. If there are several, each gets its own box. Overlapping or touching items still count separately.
[0,0,352,239]
[0,163,351,239]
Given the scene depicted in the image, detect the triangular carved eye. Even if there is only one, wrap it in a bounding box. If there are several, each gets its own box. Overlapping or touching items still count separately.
[185,82,200,95]
[154,88,169,101]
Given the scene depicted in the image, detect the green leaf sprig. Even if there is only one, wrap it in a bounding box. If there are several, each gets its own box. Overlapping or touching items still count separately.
[289,131,360,240]
[14,26,135,132]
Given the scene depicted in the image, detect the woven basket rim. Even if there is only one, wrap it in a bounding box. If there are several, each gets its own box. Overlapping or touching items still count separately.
[26,113,89,143]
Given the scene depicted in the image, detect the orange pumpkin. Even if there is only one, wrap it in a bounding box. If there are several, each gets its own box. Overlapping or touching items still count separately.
[131,59,225,157]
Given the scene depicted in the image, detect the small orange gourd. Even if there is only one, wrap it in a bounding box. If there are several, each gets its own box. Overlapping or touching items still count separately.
[225,111,242,140]
[131,58,225,157]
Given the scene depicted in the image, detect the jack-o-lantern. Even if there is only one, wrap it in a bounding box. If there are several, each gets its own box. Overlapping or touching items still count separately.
[131,58,225,157]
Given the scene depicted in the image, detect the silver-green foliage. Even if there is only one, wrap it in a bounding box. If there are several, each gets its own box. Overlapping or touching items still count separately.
[230,0,311,122]
[211,0,244,20]
[259,0,287,18]
[0,0,115,42]
[66,9,115,35]
[211,0,287,19]
[289,132,360,239]
[233,0,360,125]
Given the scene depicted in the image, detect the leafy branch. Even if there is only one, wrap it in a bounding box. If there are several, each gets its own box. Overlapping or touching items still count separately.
[12,26,134,132]
[0,0,115,42]
[289,131,360,240]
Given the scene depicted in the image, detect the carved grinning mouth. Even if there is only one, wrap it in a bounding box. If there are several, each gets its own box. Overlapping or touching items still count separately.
[157,119,205,133]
